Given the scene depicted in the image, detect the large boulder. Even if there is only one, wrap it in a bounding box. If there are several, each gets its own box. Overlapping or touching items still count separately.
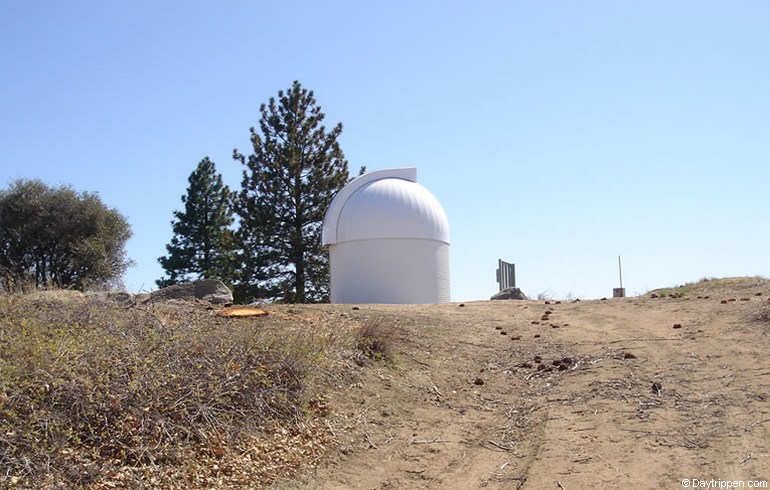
[147,280,233,305]
[490,287,528,301]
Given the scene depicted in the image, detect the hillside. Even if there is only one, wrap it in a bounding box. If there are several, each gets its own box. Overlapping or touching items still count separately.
[273,277,770,489]
[1,277,769,489]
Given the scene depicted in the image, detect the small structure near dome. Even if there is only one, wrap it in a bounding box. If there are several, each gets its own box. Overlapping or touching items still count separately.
[322,168,450,304]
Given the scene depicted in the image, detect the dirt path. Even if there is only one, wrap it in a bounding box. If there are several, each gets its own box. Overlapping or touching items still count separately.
[270,279,770,489]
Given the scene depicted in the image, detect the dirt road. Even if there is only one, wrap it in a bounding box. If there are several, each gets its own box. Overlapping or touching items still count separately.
[271,278,770,489]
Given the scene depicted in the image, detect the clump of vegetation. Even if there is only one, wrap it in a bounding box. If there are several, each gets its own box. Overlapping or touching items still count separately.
[0,294,352,488]
[355,319,401,363]
[753,303,770,325]
[651,277,769,299]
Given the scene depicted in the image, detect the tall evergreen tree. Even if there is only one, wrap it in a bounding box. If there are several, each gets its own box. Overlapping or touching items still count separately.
[157,157,236,287]
[233,81,350,303]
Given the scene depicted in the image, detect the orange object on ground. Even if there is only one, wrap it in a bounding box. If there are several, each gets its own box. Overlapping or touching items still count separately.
[217,306,269,317]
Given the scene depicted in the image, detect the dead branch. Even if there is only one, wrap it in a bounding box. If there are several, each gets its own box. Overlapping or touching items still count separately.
[746,418,770,431]
[411,438,451,444]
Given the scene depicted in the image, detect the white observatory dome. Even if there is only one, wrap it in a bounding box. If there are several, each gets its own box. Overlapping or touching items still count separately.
[322,168,450,304]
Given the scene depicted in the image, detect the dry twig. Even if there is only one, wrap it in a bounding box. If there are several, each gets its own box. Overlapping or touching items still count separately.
[487,440,515,451]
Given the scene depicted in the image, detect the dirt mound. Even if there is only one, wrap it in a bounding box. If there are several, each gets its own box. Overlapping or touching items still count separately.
[270,277,770,489]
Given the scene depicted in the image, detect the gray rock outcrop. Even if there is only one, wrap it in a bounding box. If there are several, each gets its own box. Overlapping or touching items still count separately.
[85,291,135,305]
[490,287,528,301]
[147,279,233,305]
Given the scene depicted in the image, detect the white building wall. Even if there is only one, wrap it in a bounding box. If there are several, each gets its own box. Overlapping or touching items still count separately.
[329,238,450,304]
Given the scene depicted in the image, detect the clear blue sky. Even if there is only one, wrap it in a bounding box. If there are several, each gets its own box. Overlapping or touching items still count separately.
[2,1,767,300]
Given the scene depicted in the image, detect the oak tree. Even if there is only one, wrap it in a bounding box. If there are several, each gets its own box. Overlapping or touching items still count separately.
[0,179,132,291]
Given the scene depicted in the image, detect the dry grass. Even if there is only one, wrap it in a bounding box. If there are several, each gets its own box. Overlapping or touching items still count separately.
[650,275,769,299]
[354,319,402,363]
[0,294,362,489]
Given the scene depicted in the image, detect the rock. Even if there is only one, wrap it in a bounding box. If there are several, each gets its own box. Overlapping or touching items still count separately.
[85,291,135,304]
[473,377,485,386]
[147,279,233,305]
[108,291,135,304]
[651,382,662,395]
[490,288,528,300]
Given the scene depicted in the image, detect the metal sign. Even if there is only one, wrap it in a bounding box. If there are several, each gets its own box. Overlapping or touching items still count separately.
[496,259,516,290]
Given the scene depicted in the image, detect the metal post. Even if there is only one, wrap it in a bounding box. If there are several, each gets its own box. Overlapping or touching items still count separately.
[613,255,626,298]
[497,259,502,291]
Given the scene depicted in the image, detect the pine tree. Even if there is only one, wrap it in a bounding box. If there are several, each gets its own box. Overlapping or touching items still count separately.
[233,81,350,303]
[157,157,236,287]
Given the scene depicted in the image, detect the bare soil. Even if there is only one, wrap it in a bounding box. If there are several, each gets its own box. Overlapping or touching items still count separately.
[270,277,770,489]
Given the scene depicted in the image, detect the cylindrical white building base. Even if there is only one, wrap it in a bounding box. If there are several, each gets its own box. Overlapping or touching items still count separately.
[329,238,450,304]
